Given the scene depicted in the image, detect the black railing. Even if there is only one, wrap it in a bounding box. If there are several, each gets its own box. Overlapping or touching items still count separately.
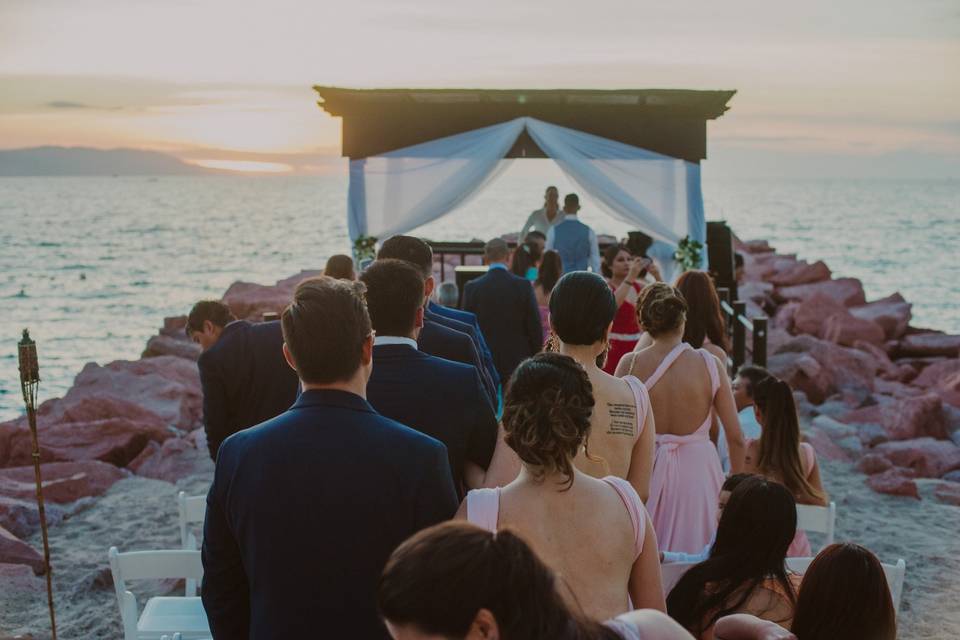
[717,287,768,372]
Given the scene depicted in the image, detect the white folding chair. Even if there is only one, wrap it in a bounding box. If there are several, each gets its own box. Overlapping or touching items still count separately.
[786,556,906,615]
[108,547,211,640]
[796,502,836,551]
[177,492,207,595]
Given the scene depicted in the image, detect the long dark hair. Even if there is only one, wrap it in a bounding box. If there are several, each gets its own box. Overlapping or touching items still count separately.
[753,377,825,505]
[675,270,729,352]
[536,250,563,295]
[667,476,798,636]
[791,543,896,640]
[600,244,629,279]
[378,522,623,640]
[511,241,538,278]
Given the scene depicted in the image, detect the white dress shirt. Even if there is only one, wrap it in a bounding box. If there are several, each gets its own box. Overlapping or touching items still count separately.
[373,336,418,349]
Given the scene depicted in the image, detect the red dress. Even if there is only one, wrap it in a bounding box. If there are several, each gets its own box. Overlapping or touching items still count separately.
[604,281,643,374]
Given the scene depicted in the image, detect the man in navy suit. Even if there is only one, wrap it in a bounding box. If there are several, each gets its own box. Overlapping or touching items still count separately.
[464,238,544,384]
[201,277,458,640]
[361,259,511,497]
[187,300,299,460]
[377,235,499,406]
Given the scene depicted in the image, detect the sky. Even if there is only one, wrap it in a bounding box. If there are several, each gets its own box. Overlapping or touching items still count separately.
[1,0,958,177]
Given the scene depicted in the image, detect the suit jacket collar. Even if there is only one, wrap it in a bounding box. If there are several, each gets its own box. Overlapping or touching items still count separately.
[373,343,426,360]
[292,388,375,414]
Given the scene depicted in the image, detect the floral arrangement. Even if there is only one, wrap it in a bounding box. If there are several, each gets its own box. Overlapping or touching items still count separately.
[673,235,703,272]
[353,235,378,262]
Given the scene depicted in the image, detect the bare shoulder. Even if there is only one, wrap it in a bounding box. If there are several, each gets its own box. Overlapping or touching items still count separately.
[704,343,727,363]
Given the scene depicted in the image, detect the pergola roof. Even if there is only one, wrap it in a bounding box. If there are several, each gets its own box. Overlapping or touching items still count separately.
[314,87,735,163]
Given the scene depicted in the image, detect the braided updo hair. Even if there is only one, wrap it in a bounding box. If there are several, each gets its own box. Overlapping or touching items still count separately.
[637,282,688,337]
[503,352,595,490]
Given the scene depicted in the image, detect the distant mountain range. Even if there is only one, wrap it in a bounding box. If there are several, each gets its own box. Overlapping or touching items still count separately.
[0,147,213,176]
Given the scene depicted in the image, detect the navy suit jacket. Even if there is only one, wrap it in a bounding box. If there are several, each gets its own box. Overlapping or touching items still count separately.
[201,389,458,640]
[424,307,497,405]
[463,267,544,383]
[428,301,501,388]
[418,319,487,392]
[367,343,498,497]
[197,320,300,460]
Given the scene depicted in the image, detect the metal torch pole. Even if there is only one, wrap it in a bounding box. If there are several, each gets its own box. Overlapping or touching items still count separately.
[18,329,57,640]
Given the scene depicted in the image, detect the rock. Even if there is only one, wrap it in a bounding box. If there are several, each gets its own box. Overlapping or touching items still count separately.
[840,394,945,441]
[853,340,901,380]
[769,260,831,286]
[767,351,831,404]
[792,293,848,336]
[160,315,188,337]
[896,333,960,358]
[811,415,858,440]
[0,496,66,539]
[274,269,324,292]
[771,302,799,332]
[142,334,201,361]
[802,428,850,462]
[837,435,864,457]
[874,379,924,398]
[849,294,912,340]
[772,335,876,403]
[128,437,214,484]
[777,277,867,308]
[856,453,893,475]
[0,525,44,574]
[223,281,291,320]
[943,469,960,483]
[867,469,919,499]
[820,312,885,347]
[937,372,960,408]
[911,358,960,388]
[740,239,774,254]
[873,437,960,478]
[0,461,126,503]
[933,481,960,506]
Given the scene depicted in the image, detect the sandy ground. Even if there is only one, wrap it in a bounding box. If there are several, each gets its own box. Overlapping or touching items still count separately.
[2,444,959,638]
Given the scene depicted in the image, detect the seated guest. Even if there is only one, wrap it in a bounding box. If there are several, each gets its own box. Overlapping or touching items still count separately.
[187,300,299,460]
[718,365,771,471]
[201,277,458,640]
[463,237,543,383]
[662,473,754,564]
[436,281,459,308]
[378,235,499,405]
[361,260,512,496]
[545,193,601,273]
[787,543,896,640]
[323,253,355,280]
[667,477,801,640]
[550,271,655,501]
[458,353,665,619]
[534,249,562,340]
[746,377,827,557]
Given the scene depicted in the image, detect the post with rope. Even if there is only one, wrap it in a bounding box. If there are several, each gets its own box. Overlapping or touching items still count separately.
[18,329,58,640]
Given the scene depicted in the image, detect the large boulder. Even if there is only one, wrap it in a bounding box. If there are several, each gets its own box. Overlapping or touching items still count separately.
[873,437,960,478]
[274,269,324,292]
[820,312,885,347]
[767,351,831,404]
[776,277,867,307]
[896,333,960,358]
[792,293,848,336]
[866,469,919,499]
[802,427,851,462]
[933,481,960,507]
[769,260,831,286]
[0,461,127,503]
[771,302,799,332]
[0,495,66,539]
[142,334,201,361]
[128,437,213,484]
[849,294,912,340]
[912,358,960,388]
[0,526,44,574]
[771,335,876,403]
[856,453,893,475]
[223,281,290,320]
[853,340,903,380]
[840,394,946,441]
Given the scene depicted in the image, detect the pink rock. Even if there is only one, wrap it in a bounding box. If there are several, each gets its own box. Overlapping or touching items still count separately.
[142,334,201,361]
[0,525,44,574]
[772,302,799,332]
[853,340,901,379]
[856,453,893,475]
[841,394,945,440]
[223,281,290,320]
[937,372,960,408]
[911,358,960,389]
[802,428,850,462]
[0,461,126,504]
[275,269,324,292]
[767,351,831,404]
[792,293,848,336]
[896,333,960,358]
[772,335,876,403]
[740,239,774,254]
[849,294,912,340]
[874,378,923,399]
[161,315,188,336]
[934,481,960,506]
[821,312,885,347]
[873,437,960,478]
[777,277,867,307]
[0,495,66,539]
[769,260,831,286]
[128,437,214,483]
[866,469,919,499]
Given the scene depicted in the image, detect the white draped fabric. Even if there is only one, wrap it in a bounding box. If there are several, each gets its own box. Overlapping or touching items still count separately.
[347,117,706,267]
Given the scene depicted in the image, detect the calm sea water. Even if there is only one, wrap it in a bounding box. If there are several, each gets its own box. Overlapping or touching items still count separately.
[1,170,957,419]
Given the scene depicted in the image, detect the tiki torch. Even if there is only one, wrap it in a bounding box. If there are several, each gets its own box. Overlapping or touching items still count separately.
[18,329,57,640]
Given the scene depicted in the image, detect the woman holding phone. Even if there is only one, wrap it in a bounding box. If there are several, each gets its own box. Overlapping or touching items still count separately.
[602,244,661,373]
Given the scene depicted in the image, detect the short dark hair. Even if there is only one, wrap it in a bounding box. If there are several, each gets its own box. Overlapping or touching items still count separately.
[377,236,433,278]
[281,277,371,384]
[736,365,771,399]
[564,193,579,208]
[360,259,425,337]
[524,230,547,243]
[722,473,755,493]
[549,272,617,346]
[324,254,355,280]
[186,300,235,336]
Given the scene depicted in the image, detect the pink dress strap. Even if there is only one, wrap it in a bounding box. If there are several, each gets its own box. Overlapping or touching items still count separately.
[601,476,646,558]
[697,348,721,398]
[465,487,500,532]
[622,376,650,436]
[643,342,692,390]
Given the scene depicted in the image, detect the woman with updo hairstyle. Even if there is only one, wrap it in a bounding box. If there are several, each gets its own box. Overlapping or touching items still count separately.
[548,272,657,504]
[615,283,745,556]
[456,352,665,620]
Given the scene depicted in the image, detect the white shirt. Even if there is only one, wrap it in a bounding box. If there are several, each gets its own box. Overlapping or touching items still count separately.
[520,207,564,238]
[373,336,417,349]
[545,213,602,273]
[717,405,763,473]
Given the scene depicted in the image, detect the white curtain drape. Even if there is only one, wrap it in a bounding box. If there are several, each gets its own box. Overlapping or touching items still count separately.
[347,117,706,268]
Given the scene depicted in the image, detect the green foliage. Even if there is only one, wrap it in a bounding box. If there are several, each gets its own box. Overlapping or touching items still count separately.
[353,235,378,262]
[674,236,704,272]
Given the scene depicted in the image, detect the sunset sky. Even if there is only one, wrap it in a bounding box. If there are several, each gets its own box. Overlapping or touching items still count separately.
[1,0,958,177]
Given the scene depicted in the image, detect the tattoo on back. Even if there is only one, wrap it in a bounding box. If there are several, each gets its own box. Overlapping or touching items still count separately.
[607,402,636,436]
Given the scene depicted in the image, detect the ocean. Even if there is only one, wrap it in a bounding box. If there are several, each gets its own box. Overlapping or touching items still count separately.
[1,169,958,419]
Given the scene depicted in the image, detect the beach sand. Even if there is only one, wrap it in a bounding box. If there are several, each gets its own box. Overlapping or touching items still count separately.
[2,427,959,639]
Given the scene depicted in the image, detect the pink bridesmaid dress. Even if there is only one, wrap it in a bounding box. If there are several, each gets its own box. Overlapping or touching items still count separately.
[643,343,724,554]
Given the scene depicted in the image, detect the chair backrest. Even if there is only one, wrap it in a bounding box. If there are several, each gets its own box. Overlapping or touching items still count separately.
[177,492,206,550]
[785,556,906,616]
[108,547,205,640]
[796,502,836,549]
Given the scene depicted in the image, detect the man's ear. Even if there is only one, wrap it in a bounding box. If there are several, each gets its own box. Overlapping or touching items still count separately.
[361,332,374,366]
[282,343,297,372]
[425,275,436,299]
[415,306,425,330]
[203,319,216,335]
[466,609,500,640]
